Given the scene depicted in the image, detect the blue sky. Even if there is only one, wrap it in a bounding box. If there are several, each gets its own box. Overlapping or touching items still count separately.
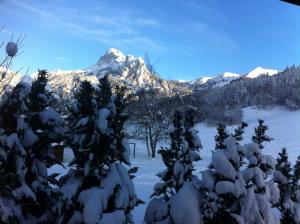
[0,0,300,80]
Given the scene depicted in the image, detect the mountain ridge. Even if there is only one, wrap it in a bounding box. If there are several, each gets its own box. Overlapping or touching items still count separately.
[1,48,280,96]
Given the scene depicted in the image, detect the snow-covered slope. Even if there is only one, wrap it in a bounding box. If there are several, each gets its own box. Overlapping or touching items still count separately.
[245,66,279,78]
[51,106,300,223]
[192,71,241,90]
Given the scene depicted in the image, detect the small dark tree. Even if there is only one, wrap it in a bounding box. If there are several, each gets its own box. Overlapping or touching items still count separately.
[96,74,112,108]
[233,122,248,142]
[252,119,273,149]
[215,123,229,149]
[275,148,292,210]
[292,156,300,194]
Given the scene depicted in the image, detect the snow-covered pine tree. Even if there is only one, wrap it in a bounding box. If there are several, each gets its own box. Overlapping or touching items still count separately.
[185,109,202,154]
[144,109,202,224]
[215,123,229,150]
[0,70,64,223]
[284,155,300,224]
[202,134,246,224]
[59,77,139,224]
[20,70,64,223]
[273,151,300,224]
[292,156,300,194]
[0,82,30,223]
[274,148,292,211]
[233,122,248,142]
[241,122,279,224]
[252,119,273,149]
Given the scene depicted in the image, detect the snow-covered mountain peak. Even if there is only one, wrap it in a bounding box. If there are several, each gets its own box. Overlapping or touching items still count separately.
[96,48,126,69]
[246,66,279,79]
[221,72,240,78]
[198,76,212,84]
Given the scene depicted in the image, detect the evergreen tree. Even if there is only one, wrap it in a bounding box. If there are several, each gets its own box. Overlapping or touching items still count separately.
[21,70,64,223]
[233,122,248,142]
[292,156,300,195]
[215,123,229,149]
[252,119,273,149]
[96,74,112,108]
[240,123,279,224]
[144,110,202,224]
[274,148,292,210]
[0,82,30,223]
[0,70,64,223]
[202,135,246,224]
[59,79,139,224]
[112,85,131,164]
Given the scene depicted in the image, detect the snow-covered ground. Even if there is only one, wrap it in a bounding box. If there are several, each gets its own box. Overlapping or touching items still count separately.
[49,106,300,223]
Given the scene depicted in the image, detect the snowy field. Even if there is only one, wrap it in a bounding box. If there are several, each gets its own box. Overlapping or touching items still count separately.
[49,106,300,223]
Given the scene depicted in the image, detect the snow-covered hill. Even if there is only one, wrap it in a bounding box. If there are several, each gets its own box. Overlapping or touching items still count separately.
[132,106,300,223]
[245,66,279,78]
[51,106,300,223]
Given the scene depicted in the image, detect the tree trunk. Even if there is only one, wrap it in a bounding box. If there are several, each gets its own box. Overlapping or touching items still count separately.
[149,127,156,158]
[145,126,151,157]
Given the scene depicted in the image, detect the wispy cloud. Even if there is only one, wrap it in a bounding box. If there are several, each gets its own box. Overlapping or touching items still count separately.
[185,21,238,53]
[4,0,165,51]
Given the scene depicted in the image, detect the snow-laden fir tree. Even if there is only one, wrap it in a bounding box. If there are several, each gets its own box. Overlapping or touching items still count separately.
[144,109,202,224]
[240,120,279,224]
[0,70,64,223]
[274,149,292,209]
[215,123,229,150]
[58,77,139,224]
[202,130,246,224]
[233,122,248,142]
[273,148,295,224]
[20,70,64,223]
[0,82,30,223]
[252,119,273,149]
[275,155,300,224]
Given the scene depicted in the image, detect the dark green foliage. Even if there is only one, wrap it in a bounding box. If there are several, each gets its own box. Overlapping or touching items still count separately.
[59,77,139,224]
[215,123,229,149]
[96,74,112,108]
[26,70,49,112]
[276,148,293,210]
[293,156,300,189]
[204,208,238,224]
[112,85,130,164]
[185,109,202,151]
[76,80,95,117]
[22,70,63,222]
[280,208,296,224]
[233,122,248,142]
[0,83,28,132]
[252,119,273,149]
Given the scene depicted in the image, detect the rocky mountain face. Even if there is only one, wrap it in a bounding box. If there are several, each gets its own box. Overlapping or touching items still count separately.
[44,48,178,97]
